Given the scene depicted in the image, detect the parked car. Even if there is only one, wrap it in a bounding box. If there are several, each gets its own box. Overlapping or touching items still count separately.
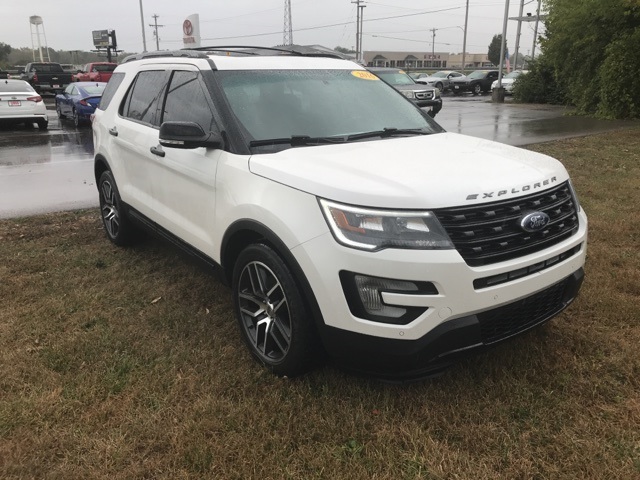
[451,70,499,95]
[73,62,118,83]
[368,67,442,117]
[55,82,106,126]
[92,46,587,379]
[491,70,528,95]
[414,70,464,92]
[19,62,73,94]
[0,79,48,129]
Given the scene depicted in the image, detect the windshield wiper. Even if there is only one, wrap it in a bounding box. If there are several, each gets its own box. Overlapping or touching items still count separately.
[249,135,346,148]
[347,127,430,142]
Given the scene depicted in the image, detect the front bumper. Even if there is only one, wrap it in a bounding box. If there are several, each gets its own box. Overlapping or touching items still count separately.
[451,83,471,93]
[291,208,587,379]
[415,98,442,115]
[321,268,583,381]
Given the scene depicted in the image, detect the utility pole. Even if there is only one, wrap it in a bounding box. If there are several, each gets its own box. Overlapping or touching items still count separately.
[430,28,437,67]
[358,2,365,63]
[149,14,164,51]
[531,0,542,60]
[494,0,510,103]
[352,0,365,63]
[513,0,525,71]
[139,0,147,53]
[462,0,469,74]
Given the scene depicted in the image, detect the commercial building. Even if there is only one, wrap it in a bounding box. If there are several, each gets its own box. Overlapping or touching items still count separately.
[363,51,494,70]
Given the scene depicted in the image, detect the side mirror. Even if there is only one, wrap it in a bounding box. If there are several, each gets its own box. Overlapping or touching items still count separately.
[159,121,224,150]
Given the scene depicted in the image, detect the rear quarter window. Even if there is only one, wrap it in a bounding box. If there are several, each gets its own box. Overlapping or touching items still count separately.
[98,72,125,111]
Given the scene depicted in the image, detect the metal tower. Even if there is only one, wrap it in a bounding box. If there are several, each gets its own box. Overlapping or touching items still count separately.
[29,15,51,62]
[283,0,293,46]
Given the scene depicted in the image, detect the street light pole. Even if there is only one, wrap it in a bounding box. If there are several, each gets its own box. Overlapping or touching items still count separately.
[139,0,147,52]
[462,0,469,74]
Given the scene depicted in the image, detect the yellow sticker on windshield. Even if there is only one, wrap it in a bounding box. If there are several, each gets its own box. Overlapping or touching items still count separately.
[352,70,379,80]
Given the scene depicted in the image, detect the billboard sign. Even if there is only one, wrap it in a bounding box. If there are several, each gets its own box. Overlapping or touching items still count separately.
[92,30,110,48]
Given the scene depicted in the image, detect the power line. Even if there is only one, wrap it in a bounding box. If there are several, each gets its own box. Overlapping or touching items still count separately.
[171,6,463,44]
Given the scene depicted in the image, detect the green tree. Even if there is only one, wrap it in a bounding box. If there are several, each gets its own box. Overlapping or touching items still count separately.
[537,0,640,118]
[0,42,12,67]
[334,46,356,54]
[487,34,506,67]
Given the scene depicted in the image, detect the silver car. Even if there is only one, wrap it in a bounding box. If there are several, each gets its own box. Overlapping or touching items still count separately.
[414,70,464,92]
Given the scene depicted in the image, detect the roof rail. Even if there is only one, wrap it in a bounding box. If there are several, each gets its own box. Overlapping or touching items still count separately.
[122,50,209,63]
[185,44,349,60]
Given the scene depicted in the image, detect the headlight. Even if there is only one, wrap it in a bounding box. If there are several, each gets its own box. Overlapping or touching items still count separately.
[319,199,454,251]
[434,88,441,98]
[402,90,416,99]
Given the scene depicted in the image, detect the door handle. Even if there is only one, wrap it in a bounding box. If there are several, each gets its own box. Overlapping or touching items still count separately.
[108,127,118,137]
[150,145,165,157]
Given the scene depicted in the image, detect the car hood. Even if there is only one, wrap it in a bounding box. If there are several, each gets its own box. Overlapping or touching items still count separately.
[391,84,433,93]
[249,132,568,209]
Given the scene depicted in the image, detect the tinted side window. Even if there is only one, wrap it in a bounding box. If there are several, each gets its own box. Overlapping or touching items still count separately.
[162,71,215,130]
[98,72,125,111]
[123,70,169,126]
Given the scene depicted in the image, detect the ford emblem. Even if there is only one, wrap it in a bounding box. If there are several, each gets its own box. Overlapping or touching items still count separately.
[520,211,550,232]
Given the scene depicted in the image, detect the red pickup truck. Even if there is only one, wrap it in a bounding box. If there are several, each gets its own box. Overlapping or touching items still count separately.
[73,62,117,82]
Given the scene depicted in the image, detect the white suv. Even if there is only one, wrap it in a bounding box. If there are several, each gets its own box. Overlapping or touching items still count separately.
[92,46,587,380]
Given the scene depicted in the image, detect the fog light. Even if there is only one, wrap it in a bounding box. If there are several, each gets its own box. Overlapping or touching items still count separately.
[354,275,418,318]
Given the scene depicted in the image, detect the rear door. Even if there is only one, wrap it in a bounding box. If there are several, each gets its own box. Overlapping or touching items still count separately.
[111,68,170,219]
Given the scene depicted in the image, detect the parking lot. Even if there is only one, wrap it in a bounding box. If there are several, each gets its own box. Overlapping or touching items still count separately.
[0,93,634,219]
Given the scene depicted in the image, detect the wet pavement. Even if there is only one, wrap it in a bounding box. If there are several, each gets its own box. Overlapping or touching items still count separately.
[0,94,636,219]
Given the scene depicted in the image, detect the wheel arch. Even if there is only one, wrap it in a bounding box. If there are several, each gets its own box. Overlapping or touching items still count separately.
[94,155,111,185]
[221,219,325,334]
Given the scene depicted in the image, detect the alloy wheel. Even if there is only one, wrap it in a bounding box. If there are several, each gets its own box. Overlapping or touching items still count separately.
[100,179,120,239]
[237,261,292,362]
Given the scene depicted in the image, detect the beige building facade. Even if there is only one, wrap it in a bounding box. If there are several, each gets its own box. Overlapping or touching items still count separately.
[363,51,494,70]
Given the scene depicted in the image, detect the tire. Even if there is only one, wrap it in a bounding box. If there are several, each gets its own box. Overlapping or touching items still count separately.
[56,102,66,119]
[473,83,482,95]
[435,82,443,92]
[36,119,48,130]
[98,170,140,246]
[232,243,319,377]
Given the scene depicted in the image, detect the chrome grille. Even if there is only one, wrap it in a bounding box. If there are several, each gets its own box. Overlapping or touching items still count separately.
[415,91,434,100]
[433,181,579,266]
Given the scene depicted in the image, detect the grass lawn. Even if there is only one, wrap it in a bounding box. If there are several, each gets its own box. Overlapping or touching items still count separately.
[1,128,639,479]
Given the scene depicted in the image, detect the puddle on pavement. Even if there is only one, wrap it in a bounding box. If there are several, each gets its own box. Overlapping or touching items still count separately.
[0,127,94,166]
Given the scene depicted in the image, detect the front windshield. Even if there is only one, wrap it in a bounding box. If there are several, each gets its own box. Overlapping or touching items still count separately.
[374,71,415,86]
[431,71,447,78]
[504,71,521,79]
[218,69,441,146]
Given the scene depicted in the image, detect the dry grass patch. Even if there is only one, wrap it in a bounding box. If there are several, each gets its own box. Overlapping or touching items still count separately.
[1,127,640,479]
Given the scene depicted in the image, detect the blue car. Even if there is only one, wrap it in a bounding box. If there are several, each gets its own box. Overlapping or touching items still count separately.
[55,82,106,127]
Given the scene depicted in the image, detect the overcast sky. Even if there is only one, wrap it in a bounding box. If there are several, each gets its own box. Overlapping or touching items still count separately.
[4,0,545,57]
